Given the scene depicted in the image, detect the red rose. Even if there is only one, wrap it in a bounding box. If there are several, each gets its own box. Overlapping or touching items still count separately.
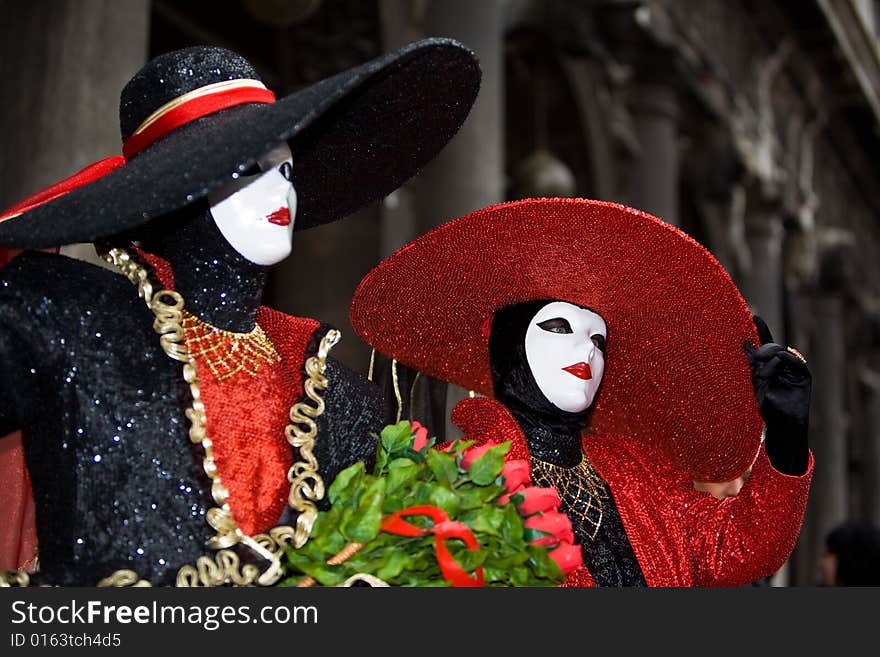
[411,421,429,451]
[548,542,583,575]
[460,440,500,470]
[502,486,560,514]
[500,459,530,493]
[524,511,575,547]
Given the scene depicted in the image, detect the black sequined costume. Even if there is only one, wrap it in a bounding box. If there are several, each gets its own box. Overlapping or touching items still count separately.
[0,211,386,586]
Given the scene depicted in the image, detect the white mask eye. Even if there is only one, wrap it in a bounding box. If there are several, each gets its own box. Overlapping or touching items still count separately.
[208,141,297,266]
[537,318,573,334]
[525,301,607,413]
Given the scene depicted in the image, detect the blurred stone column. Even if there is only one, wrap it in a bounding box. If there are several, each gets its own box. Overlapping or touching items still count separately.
[791,294,849,585]
[377,0,505,437]
[272,205,383,371]
[627,81,680,225]
[604,4,683,226]
[862,367,880,528]
[681,120,751,286]
[0,0,150,266]
[742,203,786,343]
[783,289,813,586]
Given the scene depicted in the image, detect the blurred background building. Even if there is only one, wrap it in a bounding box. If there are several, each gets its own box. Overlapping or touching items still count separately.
[2,0,879,586]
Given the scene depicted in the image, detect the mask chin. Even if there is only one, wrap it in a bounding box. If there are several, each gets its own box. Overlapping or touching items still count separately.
[551,389,596,414]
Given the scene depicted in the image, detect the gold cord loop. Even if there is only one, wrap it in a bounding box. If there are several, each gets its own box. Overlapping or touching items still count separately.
[98,570,152,587]
[285,329,339,548]
[391,358,402,423]
[367,348,376,382]
[97,247,337,587]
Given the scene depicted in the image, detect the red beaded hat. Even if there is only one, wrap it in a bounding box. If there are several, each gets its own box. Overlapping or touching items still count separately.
[350,197,764,482]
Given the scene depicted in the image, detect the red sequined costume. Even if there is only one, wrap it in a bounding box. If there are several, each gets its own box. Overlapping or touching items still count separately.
[143,251,318,536]
[453,396,813,587]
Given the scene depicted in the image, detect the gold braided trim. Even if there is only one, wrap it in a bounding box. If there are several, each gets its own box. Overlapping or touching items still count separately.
[93,247,337,588]
[286,329,339,549]
[98,570,152,587]
[296,541,365,587]
[292,541,392,587]
[173,327,338,587]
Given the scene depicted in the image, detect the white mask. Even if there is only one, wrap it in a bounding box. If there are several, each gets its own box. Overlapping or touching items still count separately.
[208,142,297,266]
[524,301,607,413]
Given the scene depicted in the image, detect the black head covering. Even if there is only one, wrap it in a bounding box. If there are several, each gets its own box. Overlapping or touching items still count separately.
[0,39,480,248]
[489,299,602,466]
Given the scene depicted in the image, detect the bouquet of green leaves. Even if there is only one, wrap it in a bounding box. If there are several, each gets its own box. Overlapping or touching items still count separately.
[278,420,582,587]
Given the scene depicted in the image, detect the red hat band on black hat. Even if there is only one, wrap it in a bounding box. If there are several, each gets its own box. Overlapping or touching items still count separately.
[0,39,481,249]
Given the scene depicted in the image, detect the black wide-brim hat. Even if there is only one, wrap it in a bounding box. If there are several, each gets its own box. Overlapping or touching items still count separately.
[0,38,480,248]
[350,198,764,482]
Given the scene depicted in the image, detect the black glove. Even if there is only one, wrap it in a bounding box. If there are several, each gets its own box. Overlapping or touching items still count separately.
[742,315,811,476]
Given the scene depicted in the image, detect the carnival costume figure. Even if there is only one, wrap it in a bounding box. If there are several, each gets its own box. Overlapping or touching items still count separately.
[350,198,813,587]
[0,40,480,586]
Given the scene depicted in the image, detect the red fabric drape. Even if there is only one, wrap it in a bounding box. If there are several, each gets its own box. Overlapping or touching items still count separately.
[1,249,22,268]
[1,249,37,571]
[0,432,38,571]
[1,245,61,572]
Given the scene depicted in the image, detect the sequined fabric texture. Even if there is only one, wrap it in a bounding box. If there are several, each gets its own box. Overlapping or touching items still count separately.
[1,252,216,584]
[531,456,608,541]
[193,307,317,536]
[309,337,387,510]
[119,47,259,141]
[451,398,645,587]
[0,251,386,584]
[0,431,37,570]
[556,469,646,588]
[581,432,813,586]
[351,198,765,482]
[448,397,812,587]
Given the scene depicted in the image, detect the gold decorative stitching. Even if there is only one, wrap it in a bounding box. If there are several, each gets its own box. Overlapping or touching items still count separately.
[94,247,337,587]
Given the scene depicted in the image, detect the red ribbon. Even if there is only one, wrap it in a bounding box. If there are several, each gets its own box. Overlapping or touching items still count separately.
[380,506,485,587]
[0,157,125,223]
[0,82,276,222]
[122,85,276,159]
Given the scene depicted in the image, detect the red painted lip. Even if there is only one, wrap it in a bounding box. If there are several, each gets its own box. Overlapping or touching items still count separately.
[267,207,291,226]
[562,362,592,380]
